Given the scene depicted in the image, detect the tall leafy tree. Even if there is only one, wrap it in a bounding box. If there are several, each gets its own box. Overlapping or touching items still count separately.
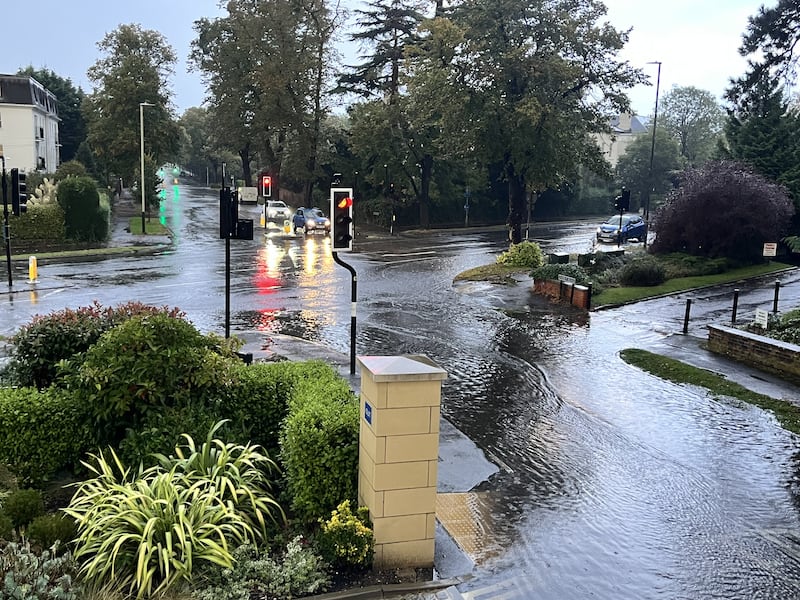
[17,66,87,164]
[420,0,645,243]
[659,86,724,167]
[193,0,338,202]
[83,23,180,196]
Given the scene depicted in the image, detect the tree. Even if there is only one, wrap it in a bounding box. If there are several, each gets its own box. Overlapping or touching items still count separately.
[83,23,180,197]
[651,160,794,261]
[615,127,682,211]
[727,0,800,105]
[192,0,338,202]
[17,67,87,164]
[659,86,724,166]
[417,0,645,243]
[337,0,427,101]
[722,80,800,231]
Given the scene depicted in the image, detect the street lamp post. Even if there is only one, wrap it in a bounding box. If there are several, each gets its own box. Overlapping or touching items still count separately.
[644,61,661,249]
[139,102,154,234]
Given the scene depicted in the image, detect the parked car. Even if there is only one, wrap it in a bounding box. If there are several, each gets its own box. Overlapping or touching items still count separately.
[292,207,331,234]
[596,213,646,244]
[265,200,291,225]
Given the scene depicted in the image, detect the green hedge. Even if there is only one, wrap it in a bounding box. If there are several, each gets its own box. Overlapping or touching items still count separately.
[0,387,95,486]
[219,362,295,457]
[280,370,359,525]
[8,203,66,241]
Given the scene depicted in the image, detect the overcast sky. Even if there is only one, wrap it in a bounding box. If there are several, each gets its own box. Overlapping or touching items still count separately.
[0,0,770,116]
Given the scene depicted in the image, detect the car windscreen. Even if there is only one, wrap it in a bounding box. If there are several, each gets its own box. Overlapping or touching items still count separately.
[604,215,633,225]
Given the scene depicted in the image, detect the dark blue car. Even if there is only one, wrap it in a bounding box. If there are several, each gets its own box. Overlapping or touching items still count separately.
[596,214,647,244]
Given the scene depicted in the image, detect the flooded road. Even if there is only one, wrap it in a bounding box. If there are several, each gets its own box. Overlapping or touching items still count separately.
[2,185,799,598]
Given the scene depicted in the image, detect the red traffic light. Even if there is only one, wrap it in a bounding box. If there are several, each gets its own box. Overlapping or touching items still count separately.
[261,175,272,197]
[337,196,353,209]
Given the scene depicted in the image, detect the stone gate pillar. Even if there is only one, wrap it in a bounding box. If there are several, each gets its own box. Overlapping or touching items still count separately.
[356,354,447,569]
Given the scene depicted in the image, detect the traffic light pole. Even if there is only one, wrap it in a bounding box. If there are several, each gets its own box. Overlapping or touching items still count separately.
[332,252,357,375]
[1,159,12,287]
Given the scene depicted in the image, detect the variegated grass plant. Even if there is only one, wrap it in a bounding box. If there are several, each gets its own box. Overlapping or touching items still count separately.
[65,421,285,599]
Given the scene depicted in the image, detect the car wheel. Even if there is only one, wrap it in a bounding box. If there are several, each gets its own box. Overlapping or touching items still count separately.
[305,226,310,234]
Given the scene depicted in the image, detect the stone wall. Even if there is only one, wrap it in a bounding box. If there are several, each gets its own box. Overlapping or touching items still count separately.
[707,324,800,385]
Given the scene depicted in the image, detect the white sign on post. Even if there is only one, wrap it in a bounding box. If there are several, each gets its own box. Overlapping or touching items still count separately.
[754,308,769,329]
[763,242,778,257]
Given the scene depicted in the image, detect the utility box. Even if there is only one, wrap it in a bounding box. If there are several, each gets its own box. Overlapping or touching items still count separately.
[357,355,447,569]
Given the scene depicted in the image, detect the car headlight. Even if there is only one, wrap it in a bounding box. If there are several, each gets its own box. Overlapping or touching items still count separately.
[307,218,316,226]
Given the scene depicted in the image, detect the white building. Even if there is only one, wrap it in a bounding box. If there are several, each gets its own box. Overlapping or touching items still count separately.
[0,74,60,173]
[594,113,648,167]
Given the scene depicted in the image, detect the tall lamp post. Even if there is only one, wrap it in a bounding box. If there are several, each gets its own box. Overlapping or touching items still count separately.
[139,101,154,234]
[644,61,661,249]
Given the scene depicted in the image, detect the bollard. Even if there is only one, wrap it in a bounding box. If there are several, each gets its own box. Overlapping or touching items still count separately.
[774,280,781,313]
[683,298,692,334]
[28,256,37,282]
[731,289,739,324]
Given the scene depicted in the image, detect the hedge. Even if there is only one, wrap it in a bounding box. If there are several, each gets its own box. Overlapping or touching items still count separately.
[0,387,95,486]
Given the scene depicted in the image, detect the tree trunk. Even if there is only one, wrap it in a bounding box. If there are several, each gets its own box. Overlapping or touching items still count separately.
[239,143,252,187]
[507,165,526,244]
[419,154,433,228]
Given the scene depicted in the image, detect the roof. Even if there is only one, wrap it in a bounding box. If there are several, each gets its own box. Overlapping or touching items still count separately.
[0,74,58,115]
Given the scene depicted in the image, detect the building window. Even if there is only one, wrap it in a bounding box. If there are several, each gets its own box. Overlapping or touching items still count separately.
[38,157,46,170]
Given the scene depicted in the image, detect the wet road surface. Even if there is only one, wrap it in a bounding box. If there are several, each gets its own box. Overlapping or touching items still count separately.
[2,184,800,599]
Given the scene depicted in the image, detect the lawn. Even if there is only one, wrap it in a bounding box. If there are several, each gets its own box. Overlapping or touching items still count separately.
[593,261,792,307]
[620,348,800,435]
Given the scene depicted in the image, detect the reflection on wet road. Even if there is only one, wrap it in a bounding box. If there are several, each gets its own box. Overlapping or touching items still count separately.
[1,186,799,598]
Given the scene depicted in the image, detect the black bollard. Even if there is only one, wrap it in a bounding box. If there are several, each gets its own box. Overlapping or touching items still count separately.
[732,289,739,324]
[774,280,781,313]
[683,298,692,334]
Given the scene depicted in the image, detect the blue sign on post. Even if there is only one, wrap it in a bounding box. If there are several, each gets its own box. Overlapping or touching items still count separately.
[364,402,372,425]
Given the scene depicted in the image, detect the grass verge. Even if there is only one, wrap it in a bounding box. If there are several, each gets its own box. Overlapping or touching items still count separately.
[454,264,530,285]
[128,217,170,235]
[620,348,800,435]
[593,261,791,307]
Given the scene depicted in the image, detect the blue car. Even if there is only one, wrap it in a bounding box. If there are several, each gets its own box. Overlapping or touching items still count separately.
[596,214,647,244]
[292,207,331,234]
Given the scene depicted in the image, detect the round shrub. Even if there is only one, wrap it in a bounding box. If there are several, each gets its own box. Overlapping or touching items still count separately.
[619,257,667,287]
[72,314,238,445]
[4,488,44,529]
[57,175,104,242]
[27,513,78,550]
[8,301,185,389]
[496,241,545,268]
[317,500,374,569]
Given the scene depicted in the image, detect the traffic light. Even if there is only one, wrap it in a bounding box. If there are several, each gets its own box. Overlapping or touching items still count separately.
[10,169,27,216]
[261,175,272,198]
[331,187,354,251]
[615,187,630,212]
[219,186,238,239]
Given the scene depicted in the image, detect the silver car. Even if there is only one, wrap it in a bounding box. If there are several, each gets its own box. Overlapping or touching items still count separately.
[265,200,290,224]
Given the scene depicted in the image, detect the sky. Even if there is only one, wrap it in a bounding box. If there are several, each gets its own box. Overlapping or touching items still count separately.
[0,0,772,117]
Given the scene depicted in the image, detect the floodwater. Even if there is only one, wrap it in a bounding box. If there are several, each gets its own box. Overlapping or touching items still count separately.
[2,185,799,598]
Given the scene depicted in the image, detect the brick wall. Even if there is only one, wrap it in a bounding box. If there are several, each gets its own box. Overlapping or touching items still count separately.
[707,324,800,385]
[533,279,591,310]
